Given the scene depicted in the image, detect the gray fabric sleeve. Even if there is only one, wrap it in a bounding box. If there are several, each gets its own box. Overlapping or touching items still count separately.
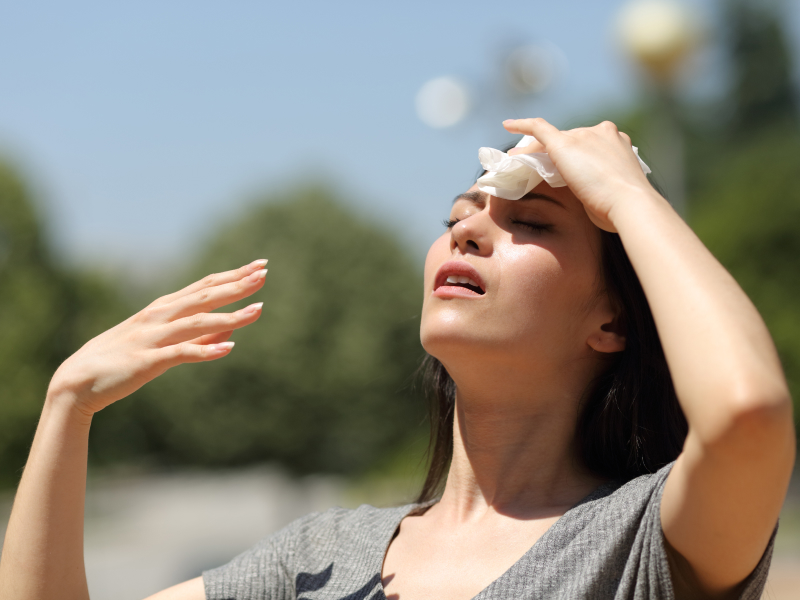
[203,536,289,600]
[636,464,776,600]
[202,513,317,600]
[735,526,777,600]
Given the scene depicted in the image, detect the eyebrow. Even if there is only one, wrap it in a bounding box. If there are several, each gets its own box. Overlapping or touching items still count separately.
[452,190,486,205]
[452,190,566,210]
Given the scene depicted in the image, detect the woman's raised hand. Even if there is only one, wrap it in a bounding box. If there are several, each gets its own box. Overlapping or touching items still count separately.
[503,118,657,232]
[48,259,268,416]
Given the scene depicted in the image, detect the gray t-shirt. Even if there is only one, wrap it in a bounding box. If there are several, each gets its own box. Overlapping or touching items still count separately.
[203,463,775,599]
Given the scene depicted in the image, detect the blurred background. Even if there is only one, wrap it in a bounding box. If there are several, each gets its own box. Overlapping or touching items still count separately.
[1,0,800,597]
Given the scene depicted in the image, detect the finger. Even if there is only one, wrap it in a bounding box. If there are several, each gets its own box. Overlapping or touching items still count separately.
[156,303,263,347]
[508,138,546,156]
[152,259,268,307]
[159,269,267,321]
[157,341,236,368]
[189,330,233,346]
[503,118,562,147]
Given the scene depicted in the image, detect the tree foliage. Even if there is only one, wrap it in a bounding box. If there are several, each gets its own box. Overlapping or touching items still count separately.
[0,161,128,487]
[725,0,798,134]
[89,188,426,475]
[689,130,800,412]
[2,0,798,485]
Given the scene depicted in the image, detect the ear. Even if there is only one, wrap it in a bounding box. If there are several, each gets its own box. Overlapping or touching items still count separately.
[587,313,626,354]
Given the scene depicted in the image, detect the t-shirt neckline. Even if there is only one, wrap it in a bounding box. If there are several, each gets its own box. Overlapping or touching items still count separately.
[375,479,621,600]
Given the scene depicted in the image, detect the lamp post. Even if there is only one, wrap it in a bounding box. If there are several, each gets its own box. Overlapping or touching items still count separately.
[617,0,701,216]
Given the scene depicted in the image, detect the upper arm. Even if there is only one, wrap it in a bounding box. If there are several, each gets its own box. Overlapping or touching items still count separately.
[143,577,205,600]
[661,399,795,595]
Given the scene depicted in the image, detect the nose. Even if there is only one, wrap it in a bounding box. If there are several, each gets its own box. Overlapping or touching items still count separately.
[450,210,492,256]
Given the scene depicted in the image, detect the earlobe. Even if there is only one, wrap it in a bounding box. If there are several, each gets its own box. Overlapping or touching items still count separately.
[587,319,627,354]
[587,330,626,354]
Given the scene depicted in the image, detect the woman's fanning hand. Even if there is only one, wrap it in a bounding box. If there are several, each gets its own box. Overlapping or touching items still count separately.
[49,259,268,416]
[504,118,655,232]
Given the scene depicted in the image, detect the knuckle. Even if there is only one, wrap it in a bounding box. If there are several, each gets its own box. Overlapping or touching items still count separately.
[201,274,217,287]
[600,120,618,132]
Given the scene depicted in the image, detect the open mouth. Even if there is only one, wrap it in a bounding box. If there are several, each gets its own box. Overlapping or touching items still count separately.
[441,275,485,295]
[434,261,487,296]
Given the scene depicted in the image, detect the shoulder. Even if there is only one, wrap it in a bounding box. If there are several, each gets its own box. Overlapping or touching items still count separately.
[580,462,674,516]
[274,503,412,553]
[520,464,677,598]
[542,463,675,561]
[246,503,415,577]
[204,503,415,600]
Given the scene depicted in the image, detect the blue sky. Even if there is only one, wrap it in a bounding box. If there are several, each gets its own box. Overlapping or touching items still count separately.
[1,0,798,276]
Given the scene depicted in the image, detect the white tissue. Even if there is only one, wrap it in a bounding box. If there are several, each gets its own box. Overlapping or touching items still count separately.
[476,135,652,201]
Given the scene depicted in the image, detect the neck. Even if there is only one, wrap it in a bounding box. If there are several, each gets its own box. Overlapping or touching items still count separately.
[435,354,606,522]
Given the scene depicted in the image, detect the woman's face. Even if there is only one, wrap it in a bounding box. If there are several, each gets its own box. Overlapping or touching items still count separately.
[420,182,616,375]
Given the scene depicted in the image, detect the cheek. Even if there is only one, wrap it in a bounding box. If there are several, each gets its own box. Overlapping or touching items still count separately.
[497,244,563,309]
[494,243,595,341]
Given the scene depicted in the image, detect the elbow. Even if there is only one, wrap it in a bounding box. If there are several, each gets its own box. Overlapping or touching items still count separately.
[709,384,796,457]
[730,385,793,427]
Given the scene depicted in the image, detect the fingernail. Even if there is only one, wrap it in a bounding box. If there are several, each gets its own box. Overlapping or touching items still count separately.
[248,269,268,281]
[249,259,268,268]
[503,119,515,123]
[213,342,235,352]
[243,302,263,314]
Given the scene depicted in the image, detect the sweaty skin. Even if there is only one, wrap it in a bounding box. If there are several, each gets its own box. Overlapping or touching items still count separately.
[383,120,794,600]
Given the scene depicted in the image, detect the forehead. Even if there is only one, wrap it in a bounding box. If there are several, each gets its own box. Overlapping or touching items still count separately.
[457,182,581,212]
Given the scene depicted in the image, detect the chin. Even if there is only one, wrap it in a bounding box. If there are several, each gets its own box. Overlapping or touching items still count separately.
[420,319,503,365]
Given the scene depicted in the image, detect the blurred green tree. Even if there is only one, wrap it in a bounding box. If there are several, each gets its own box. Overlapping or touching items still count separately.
[689,132,800,415]
[609,0,800,425]
[688,0,800,419]
[0,160,128,487]
[0,160,61,487]
[90,187,426,475]
[725,0,798,135]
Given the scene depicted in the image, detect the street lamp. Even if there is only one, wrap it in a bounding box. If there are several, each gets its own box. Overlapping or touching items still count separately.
[617,0,701,215]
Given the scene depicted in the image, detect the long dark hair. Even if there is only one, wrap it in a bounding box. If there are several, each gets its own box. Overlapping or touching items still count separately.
[416,168,688,503]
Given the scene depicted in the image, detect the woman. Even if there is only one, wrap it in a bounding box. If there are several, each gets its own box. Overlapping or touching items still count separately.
[0,118,794,600]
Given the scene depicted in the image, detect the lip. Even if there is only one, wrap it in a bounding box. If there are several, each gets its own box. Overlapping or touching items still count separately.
[433,260,487,298]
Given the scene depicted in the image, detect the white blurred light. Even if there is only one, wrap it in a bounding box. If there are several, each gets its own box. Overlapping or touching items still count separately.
[415,76,471,129]
[617,0,699,78]
[505,43,567,95]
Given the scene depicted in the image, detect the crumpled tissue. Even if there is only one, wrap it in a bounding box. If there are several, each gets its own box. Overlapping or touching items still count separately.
[476,135,651,201]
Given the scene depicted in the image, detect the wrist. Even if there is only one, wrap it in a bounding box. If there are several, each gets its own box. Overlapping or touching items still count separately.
[46,375,96,424]
[606,183,673,231]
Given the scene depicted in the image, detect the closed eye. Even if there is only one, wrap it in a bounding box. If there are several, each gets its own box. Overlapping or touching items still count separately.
[443,218,461,229]
[511,219,553,233]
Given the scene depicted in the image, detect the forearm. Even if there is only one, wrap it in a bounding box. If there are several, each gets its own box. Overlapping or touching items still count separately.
[0,390,93,600]
[610,188,793,442]
[0,260,264,600]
